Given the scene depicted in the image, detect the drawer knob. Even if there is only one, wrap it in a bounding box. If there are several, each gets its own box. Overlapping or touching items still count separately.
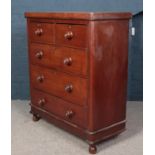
[63,57,72,66]
[36,75,44,83]
[35,51,43,59]
[38,99,45,107]
[64,31,74,40]
[35,28,43,36]
[64,84,73,93]
[65,110,74,119]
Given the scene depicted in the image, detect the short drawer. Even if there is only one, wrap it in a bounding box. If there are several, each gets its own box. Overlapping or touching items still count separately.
[30,43,88,76]
[30,65,87,106]
[31,89,87,128]
[28,22,54,43]
[55,24,87,48]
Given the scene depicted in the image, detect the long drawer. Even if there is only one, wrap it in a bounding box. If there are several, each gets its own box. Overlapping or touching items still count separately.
[31,89,87,128]
[30,65,87,106]
[30,43,88,76]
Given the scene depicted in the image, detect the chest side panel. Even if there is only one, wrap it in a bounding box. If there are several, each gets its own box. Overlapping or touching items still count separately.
[89,20,129,131]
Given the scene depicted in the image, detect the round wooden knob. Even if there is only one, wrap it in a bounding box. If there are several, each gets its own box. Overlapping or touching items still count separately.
[36,75,44,83]
[35,28,43,36]
[38,99,45,107]
[35,51,43,59]
[64,84,73,93]
[63,57,72,66]
[64,31,74,40]
[65,110,74,119]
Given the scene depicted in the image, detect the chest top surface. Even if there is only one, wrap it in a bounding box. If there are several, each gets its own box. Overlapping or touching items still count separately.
[25,12,132,20]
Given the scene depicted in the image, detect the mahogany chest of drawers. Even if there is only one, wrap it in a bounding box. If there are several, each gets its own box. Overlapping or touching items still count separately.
[25,12,131,154]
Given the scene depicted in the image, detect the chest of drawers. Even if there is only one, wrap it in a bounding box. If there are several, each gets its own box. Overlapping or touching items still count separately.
[25,12,131,154]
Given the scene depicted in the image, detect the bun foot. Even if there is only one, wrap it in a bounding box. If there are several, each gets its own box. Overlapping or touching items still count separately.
[89,145,97,154]
[32,114,40,122]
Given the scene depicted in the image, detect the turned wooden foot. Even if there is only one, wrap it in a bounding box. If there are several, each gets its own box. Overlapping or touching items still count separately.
[32,114,40,122]
[89,145,97,154]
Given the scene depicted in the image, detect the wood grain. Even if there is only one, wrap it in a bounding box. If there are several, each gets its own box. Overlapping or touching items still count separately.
[29,22,54,44]
[30,65,87,106]
[25,12,131,153]
[25,12,132,20]
[55,24,87,48]
[30,43,88,76]
[31,89,87,128]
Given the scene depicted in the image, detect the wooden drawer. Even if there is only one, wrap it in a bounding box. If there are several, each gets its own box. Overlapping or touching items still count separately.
[30,43,88,76]
[31,89,87,128]
[29,22,54,43]
[30,65,87,106]
[55,24,87,48]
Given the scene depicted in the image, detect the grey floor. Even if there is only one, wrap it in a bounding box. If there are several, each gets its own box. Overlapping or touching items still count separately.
[12,100,143,155]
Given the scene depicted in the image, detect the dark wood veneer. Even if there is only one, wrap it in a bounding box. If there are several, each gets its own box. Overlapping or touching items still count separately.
[29,22,54,44]
[30,65,87,106]
[31,89,87,128]
[55,24,87,48]
[30,43,88,76]
[88,20,129,131]
[25,12,132,154]
[25,12,131,20]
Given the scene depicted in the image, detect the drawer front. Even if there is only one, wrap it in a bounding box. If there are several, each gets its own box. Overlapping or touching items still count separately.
[30,65,87,105]
[55,24,87,48]
[31,89,87,128]
[29,22,54,43]
[30,44,88,76]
